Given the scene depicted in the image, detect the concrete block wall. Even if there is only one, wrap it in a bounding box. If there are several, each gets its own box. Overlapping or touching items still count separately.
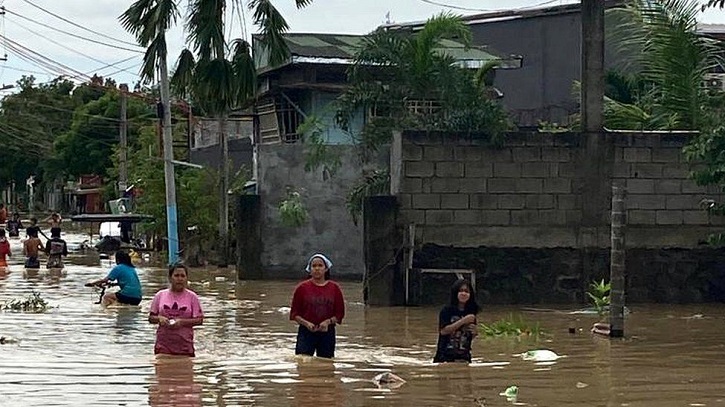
[396,131,724,249]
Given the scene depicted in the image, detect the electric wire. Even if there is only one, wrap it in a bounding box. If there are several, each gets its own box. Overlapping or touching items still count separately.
[21,0,142,48]
[417,0,566,12]
[4,7,143,53]
[1,35,93,80]
[6,19,142,78]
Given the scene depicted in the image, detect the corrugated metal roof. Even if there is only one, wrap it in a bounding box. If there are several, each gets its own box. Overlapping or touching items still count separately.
[254,32,521,73]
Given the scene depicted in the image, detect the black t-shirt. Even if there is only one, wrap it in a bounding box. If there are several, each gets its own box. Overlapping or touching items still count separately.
[6,220,22,236]
[433,305,476,363]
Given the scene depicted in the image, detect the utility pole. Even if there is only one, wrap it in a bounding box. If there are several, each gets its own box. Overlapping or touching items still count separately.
[581,0,605,132]
[118,84,128,194]
[159,60,180,265]
[218,116,229,267]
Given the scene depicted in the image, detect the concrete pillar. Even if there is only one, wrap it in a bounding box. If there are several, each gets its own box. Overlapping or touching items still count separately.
[609,181,626,337]
[363,196,403,306]
[236,194,263,279]
[581,0,605,133]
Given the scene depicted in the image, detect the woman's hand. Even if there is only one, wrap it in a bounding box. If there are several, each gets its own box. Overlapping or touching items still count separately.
[158,316,170,326]
[317,319,332,332]
[461,314,477,325]
[304,321,317,332]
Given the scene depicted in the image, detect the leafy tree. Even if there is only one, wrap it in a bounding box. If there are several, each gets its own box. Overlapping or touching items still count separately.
[124,124,220,264]
[53,90,154,179]
[332,14,511,220]
[336,14,510,155]
[0,76,85,200]
[606,0,724,130]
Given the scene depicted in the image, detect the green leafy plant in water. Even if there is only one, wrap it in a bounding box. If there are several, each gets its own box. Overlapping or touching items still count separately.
[587,279,611,316]
[479,314,542,340]
[0,291,51,312]
[278,189,308,227]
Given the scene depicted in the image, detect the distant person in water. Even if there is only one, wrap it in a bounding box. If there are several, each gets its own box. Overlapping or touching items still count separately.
[45,227,68,269]
[26,217,48,240]
[6,213,23,237]
[0,204,7,224]
[0,229,11,269]
[289,253,345,359]
[433,279,480,363]
[149,263,203,356]
[23,228,44,269]
[45,212,62,228]
[87,251,142,306]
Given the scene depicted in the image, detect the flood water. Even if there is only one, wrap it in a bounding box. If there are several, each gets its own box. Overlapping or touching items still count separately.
[1,232,725,406]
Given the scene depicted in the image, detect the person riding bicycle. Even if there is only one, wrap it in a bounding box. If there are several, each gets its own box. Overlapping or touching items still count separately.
[86,251,142,306]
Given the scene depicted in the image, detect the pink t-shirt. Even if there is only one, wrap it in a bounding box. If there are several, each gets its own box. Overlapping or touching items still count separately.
[149,288,204,356]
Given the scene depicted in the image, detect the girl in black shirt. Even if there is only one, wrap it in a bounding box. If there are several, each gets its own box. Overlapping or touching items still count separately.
[433,279,480,363]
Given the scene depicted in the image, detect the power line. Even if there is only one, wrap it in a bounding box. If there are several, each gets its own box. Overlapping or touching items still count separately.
[6,18,142,78]
[417,0,564,12]
[3,7,144,53]
[0,64,54,75]
[2,36,89,80]
[21,0,141,48]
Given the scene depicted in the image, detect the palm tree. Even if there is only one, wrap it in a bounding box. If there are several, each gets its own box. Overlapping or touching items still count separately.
[172,0,256,266]
[120,0,182,265]
[120,0,312,265]
[607,0,723,130]
[336,14,511,221]
[337,13,509,148]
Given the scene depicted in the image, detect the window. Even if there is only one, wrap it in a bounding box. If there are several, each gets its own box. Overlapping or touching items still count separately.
[256,97,303,144]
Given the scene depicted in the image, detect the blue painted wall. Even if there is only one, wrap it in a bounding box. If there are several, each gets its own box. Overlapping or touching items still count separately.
[301,91,364,145]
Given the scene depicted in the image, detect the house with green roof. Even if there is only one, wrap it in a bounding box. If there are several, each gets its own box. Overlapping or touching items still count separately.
[246,32,521,279]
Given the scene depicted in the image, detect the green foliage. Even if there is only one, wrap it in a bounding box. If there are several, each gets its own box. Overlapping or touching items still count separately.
[587,279,612,317]
[54,89,153,179]
[278,189,308,227]
[336,14,511,158]
[0,292,51,312]
[299,116,342,178]
[538,121,571,133]
[607,0,724,131]
[346,170,390,226]
[124,122,219,255]
[478,314,543,340]
[0,75,153,200]
[229,166,252,194]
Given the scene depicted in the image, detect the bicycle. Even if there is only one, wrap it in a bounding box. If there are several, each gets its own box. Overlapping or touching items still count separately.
[84,281,119,304]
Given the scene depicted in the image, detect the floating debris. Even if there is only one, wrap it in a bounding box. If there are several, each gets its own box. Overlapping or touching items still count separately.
[521,349,560,362]
[0,336,19,344]
[499,385,518,402]
[0,291,52,312]
[372,372,406,389]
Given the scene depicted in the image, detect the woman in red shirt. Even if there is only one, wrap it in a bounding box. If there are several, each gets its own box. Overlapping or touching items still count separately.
[289,254,345,358]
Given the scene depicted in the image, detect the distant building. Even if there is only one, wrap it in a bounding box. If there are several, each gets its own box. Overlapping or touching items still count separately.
[384,0,625,128]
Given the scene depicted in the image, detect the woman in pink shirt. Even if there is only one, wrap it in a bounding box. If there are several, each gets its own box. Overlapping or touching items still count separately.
[289,253,345,358]
[149,264,204,356]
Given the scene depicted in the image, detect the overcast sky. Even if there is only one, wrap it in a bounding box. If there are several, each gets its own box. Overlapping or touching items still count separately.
[0,0,723,92]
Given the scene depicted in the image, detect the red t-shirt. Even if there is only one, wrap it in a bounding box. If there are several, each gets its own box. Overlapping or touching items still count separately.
[289,279,345,325]
[0,238,9,265]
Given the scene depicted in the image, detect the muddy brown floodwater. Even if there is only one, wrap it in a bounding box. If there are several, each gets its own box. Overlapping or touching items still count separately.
[1,232,724,406]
